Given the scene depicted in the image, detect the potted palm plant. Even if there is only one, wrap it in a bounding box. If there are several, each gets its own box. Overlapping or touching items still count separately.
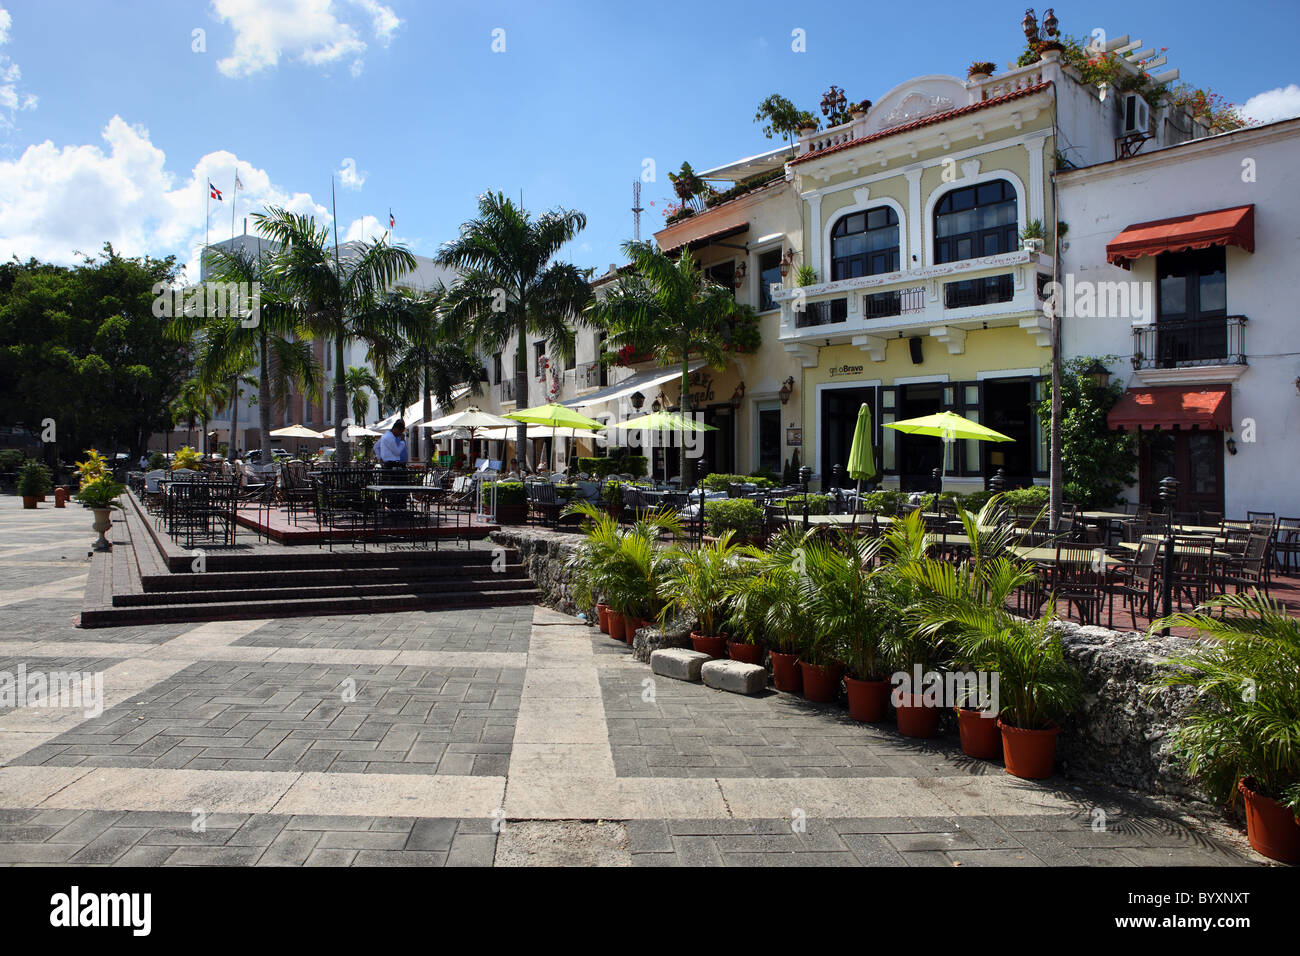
[658,530,757,659]
[564,503,621,633]
[17,460,52,509]
[74,475,127,552]
[1154,594,1300,863]
[730,527,816,692]
[607,506,681,643]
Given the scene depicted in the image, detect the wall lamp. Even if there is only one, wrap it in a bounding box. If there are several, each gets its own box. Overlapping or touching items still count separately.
[778,376,795,404]
[730,381,747,409]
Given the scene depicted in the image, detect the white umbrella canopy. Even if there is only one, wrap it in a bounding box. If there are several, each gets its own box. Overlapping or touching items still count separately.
[269,424,326,439]
[478,424,602,440]
[424,407,517,430]
[344,424,381,439]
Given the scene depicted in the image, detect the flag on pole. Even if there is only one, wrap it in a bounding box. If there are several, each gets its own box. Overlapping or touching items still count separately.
[388,209,395,229]
[209,182,223,200]
[235,172,245,191]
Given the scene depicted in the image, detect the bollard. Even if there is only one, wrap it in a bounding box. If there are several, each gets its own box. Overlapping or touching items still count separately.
[54,486,70,508]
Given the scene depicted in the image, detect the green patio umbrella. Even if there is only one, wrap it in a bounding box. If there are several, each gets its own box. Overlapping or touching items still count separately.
[617,410,716,484]
[846,403,877,524]
[506,402,606,472]
[884,411,1013,511]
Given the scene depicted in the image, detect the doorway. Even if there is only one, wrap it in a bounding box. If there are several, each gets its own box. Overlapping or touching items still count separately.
[756,402,781,476]
[897,383,943,491]
[820,387,874,488]
[1140,429,1224,514]
[982,378,1036,487]
[701,404,735,475]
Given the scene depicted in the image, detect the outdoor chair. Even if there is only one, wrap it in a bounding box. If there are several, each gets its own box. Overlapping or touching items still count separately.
[310,472,379,551]
[1274,517,1300,574]
[1219,532,1270,597]
[527,481,562,528]
[1050,546,1108,626]
[1109,536,1161,629]
[1170,535,1217,609]
[278,461,315,525]
[1199,510,1224,527]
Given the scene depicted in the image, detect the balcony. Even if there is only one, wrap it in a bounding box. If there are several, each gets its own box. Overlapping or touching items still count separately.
[776,250,1053,359]
[497,379,516,404]
[1132,315,1247,383]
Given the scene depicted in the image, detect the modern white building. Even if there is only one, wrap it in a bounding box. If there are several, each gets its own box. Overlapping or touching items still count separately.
[1057,116,1300,518]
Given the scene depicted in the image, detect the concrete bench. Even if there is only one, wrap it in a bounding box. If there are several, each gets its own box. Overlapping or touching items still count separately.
[700,659,767,695]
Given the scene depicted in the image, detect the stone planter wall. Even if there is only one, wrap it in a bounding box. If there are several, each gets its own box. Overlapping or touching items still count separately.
[493,528,1206,797]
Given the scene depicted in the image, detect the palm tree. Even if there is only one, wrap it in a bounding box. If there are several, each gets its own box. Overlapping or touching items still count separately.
[343,366,380,427]
[170,244,321,462]
[367,285,485,461]
[586,240,750,481]
[169,377,216,454]
[436,192,591,468]
[254,207,417,463]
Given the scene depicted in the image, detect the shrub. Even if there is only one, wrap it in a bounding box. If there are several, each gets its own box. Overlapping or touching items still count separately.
[700,473,774,492]
[775,493,830,515]
[955,490,994,512]
[705,498,764,539]
[0,448,28,472]
[74,475,126,509]
[147,451,168,470]
[17,460,52,498]
[624,455,649,478]
[602,481,623,507]
[1000,485,1049,510]
[488,481,526,506]
[172,446,202,470]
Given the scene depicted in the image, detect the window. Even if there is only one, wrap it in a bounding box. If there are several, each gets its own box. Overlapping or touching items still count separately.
[831,207,900,280]
[757,249,782,311]
[934,180,1018,264]
[492,352,502,385]
[534,341,546,377]
[1155,247,1229,366]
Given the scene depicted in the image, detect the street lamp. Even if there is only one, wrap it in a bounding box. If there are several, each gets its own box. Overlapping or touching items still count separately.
[799,464,813,531]
[1158,475,1179,636]
[694,457,709,545]
[1084,358,1111,389]
[630,390,645,411]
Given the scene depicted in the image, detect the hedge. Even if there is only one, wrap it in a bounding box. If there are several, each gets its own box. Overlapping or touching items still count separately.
[700,473,775,492]
[775,493,830,515]
[704,498,765,538]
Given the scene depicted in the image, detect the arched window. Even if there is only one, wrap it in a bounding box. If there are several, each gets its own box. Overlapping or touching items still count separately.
[830,207,900,280]
[934,180,1017,264]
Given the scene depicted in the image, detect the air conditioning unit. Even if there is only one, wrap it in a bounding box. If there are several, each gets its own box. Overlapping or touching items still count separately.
[1122,92,1150,134]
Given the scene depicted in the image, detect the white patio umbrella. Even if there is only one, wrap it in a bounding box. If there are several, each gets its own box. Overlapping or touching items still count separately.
[423,407,517,463]
[344,424,381,439]
[269,423,326,458]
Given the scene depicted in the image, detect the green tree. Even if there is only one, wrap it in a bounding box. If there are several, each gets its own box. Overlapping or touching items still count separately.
[343,366,380,426]
[436,192,591,468]
[586,240,749,481]
[1034,356,1137,507]
[0,245,190,459]
[254,207,417,463]
[753,93,818,147]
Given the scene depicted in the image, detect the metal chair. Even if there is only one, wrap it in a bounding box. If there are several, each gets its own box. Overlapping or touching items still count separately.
[1110,536,1161,629]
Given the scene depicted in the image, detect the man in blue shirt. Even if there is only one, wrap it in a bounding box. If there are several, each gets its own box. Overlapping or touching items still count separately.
[376,419,409,467]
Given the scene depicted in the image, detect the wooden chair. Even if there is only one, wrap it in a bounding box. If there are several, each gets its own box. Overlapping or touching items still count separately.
[1274,517,1300,575]
[1051,546,1108,626]
[1219,533,1270,597]
[1110,536,1161,629]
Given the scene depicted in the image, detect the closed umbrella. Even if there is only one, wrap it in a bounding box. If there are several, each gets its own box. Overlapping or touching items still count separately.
[846,403,877,524]
[884,411,1012,511]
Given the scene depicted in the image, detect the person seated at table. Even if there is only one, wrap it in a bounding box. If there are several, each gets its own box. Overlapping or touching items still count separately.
[504,458,523,479]
[376,419,409,468]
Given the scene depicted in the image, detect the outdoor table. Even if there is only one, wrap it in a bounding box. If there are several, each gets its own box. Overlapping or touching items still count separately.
[1011,545,1119,566]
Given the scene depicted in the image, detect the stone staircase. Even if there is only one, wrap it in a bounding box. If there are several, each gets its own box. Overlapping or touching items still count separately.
[79,494,542,627]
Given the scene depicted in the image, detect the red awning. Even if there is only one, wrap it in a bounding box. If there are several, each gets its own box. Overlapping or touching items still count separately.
[1108,385,1232,431]
[1105,205,1254,269]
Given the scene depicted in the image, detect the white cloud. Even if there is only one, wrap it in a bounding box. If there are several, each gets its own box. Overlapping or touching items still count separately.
[342,214,390,242]
[0,7,38,129]
[210,0,401,79]
[337,156,365,189]
[1240,84,1300,125]
[0,115,330,280]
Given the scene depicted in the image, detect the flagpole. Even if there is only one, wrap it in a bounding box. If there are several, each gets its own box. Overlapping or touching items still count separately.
[231,170,238,241]
[204,172,209,275]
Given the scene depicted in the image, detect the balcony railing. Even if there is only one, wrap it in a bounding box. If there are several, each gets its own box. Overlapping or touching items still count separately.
[1133,315,1247,370]
[581,362,604,389]
[795,298,847,328]
[943,274,1014,309]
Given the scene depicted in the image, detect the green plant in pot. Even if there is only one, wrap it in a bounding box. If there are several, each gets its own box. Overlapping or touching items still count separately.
[74,475,127,552]
[703,498,765,545]
[1152,594,1300,864]
[17,460,52,508]
[729,526,817,693]
[491,481,527,524]
[597,505,681,643]
[658,530,759,659]
[563,503,619,629]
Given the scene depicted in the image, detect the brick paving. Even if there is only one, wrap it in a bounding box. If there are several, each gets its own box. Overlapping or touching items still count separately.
[0,497,1266,867]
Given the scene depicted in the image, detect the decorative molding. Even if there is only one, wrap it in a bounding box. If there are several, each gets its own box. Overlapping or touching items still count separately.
[851,333,889,362]
[930,326,968,355]
[879,91,956,129]
[852,186,870,206]
[783,343,821,368]
[961,158,981,180]
[1018,315,1052,347]
[1134,365,1247,386]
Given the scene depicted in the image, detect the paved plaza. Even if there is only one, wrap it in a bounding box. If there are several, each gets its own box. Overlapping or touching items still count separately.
[0,499,1263,866]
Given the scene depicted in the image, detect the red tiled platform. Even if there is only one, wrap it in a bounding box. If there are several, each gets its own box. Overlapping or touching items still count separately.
[233,503,499,545]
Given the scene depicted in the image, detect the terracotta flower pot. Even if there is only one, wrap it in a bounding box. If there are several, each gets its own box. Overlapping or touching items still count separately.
[956,707,1003,760]
[998,719,1059,779]
[769,651,802,693]
[798,661,843,703]
[728,641,764,665]
[895,694,940,738]
[844,677,891,723]
[596,603,611,634]
[1238,777,1300,864]
[608,612,626,641]
[691,632,728,658]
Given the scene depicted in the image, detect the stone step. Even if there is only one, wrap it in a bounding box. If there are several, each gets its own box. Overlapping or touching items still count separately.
[80,586,544,628]
[139,562,530,593]
[115,575,537,606]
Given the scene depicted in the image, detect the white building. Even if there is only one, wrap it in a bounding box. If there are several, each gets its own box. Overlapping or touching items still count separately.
[1057,116,1300,518]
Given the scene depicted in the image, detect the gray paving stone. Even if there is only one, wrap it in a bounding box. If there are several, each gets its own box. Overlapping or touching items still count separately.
[700,659,768,695]
[650,648,711,682]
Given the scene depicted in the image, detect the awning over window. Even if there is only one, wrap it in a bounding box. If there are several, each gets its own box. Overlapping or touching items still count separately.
[1107,385,1232,431]
[562,361,705,409]
[1105,205,1254,269]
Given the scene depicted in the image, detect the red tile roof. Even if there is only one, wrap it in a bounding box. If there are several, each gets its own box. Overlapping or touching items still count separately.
[789,82,1052,167]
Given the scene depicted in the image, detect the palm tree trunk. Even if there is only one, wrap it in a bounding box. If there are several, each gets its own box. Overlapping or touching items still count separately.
[678,355,691,484]
[334,338,348,463]
[515,318,529,470]
[259,326,272,462]
[229,374,239,461]
[422,366,433,466]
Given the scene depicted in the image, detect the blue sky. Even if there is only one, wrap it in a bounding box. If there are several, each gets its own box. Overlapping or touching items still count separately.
[1,0,1297,279]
